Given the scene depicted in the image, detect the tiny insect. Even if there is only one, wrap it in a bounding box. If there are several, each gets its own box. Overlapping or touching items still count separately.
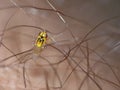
[34,31,48,49]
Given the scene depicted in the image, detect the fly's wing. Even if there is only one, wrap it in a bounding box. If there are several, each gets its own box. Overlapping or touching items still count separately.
[47,29,79,46]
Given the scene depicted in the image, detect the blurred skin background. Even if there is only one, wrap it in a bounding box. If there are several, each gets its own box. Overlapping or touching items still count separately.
[0,0,120,90]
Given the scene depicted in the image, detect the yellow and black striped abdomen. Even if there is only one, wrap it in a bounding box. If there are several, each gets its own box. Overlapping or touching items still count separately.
[35,31,47,48]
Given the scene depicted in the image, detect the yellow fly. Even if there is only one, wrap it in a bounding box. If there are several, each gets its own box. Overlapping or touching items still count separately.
[35,31,48,49]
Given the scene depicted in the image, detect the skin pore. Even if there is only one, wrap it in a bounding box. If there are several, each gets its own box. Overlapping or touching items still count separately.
[0,0,120,90]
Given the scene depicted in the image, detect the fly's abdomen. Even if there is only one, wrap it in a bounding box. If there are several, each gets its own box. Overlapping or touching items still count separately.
[34,31,48,53]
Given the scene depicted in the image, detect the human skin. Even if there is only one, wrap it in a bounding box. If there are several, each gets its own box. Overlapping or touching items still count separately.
[0,0,120,90]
